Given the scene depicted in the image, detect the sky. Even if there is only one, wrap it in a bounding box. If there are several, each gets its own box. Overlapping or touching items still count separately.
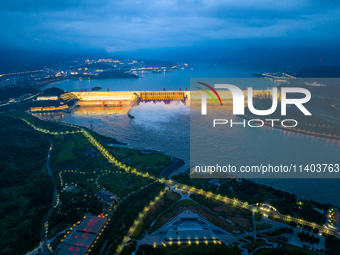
[1,0,340,61]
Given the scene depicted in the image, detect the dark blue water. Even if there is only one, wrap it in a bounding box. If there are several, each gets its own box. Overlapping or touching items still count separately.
[39,64,340,207]
[43,64,262,92]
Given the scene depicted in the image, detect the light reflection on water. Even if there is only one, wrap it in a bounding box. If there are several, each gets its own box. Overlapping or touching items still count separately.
[37,102,340,207]
[38,102,190,161]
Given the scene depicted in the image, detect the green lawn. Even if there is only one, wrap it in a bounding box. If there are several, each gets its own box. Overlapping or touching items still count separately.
[50,133,113,182]
[47,131,115,238]
[61,171,99,185]
[88,183,165,255]
[19,112,79,133]
[112,147,173,177]
[149,199,240,235]
[97,172,154,198]
[131,191,181,239]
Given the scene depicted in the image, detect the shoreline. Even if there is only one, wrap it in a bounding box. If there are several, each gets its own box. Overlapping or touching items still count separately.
[238,115,340,141]
[31,113,339,208]
[30,113,185,177]
[253,179,340,209]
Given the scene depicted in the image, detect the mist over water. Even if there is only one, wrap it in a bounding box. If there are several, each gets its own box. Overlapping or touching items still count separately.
[38,102,190,164]
[130,101,190,131]
[38,64,340,207]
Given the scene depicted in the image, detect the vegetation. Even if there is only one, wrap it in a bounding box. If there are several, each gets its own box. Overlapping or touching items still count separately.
[174,174,326,225]
[120,240,137,255]
[268,216,297,227]
[0,113,53,255]
[256,222,271,231]
[255,212,263,221]
[47,182,103,238]
[113,147,173,176]
[298,231,320,244]
[242,236,273,253]
[20,112,79,133]
[0,86,41,101]
[137,244,165,255]
[263,227,293,237]
[59,171,98,185]
[47,132,114,236]
[190,193,252,231]
[325,235,340,255]
[152,243,241,255]
[49,133,111,177]
[131,191,181,239]
[149,198,241,235]
[253,244,317,255]
[91,86,102,91]
[88,182,165,255]
[0,80,337,255]
[41,87,65,96]
[85,129,174,177]
[72,70,139,79]
[97,172,154,198]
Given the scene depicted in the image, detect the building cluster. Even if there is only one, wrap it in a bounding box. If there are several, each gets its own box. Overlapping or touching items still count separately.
[0,58,182,88]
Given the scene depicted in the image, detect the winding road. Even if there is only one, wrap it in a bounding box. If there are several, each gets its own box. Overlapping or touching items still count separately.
[40,141,57,255]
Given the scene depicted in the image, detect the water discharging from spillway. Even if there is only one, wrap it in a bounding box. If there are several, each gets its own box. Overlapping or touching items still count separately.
[129,101,190,131]
[35,100,340,206]
[35,101,191,166]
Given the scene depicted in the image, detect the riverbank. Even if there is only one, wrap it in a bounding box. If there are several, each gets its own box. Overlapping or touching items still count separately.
[239,115,340,141]
[30,112,186,177]
[33,103,340,207]
[20,111,340,214]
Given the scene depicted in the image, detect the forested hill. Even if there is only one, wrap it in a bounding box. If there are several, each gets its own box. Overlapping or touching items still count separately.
[0,113,53,255]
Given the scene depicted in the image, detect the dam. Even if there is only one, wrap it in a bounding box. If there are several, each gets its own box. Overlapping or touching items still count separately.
[61,91,190,106]
[60,89,276,107]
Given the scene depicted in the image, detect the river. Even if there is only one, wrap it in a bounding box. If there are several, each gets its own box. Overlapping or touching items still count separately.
[39,64,340,207]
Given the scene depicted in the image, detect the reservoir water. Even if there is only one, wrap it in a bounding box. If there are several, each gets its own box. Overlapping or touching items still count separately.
[40,64,340,207]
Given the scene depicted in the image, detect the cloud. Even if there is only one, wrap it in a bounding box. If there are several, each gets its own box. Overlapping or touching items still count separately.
[0,0,339,52]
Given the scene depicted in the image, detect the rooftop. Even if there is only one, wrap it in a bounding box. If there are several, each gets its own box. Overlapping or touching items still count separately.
[58,245,87,255]
[66,232,96,248]
[77,215,106,234]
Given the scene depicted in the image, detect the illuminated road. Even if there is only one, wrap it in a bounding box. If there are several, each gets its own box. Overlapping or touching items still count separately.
[40,141,57,255]
[0,92,41,107]
[26,119,340,254]
[115,189,166,255]
[82,129,340,253]
[172,183,336,236]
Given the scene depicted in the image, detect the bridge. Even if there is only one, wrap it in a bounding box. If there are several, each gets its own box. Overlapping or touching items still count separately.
[60,89,276,107]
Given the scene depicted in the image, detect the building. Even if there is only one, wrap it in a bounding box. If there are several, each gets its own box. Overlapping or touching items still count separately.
[150,210,229,244]
[37,96,59,100]
[58,215,107,255]
[30,104,68,112]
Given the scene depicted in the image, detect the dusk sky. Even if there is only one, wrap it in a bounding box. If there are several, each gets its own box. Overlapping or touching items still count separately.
[1,0,340,60]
